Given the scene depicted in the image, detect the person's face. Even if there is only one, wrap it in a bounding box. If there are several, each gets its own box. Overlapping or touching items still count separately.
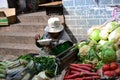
[48,32,60,39]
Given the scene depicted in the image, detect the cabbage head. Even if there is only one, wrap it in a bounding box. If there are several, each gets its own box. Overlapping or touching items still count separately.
[98,40,107,46]
[90,29,100,41]
[105,21,118,33]
[101,48,116,63]
[99,30,109,40]
[101,41,116,51]
[108,27,120,43]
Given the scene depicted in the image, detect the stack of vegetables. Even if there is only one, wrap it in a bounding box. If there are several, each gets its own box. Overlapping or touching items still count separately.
[75,21,120,79]
[0,54,61,80]
[0,61,10,79]
[78,21,120,67]
[64,63,100,80]
[98,62,120,79]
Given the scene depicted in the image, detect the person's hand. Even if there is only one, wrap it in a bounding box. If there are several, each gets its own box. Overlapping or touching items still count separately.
[35,34,40,41]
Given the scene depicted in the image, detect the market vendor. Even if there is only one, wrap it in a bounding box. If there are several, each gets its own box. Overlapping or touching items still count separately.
[35,17,73,55]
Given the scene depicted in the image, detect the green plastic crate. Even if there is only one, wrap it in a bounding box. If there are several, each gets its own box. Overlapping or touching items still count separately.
[51,41,73,55]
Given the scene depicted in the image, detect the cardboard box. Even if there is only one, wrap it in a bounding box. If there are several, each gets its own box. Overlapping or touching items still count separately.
[0,8,16,24]
[0,11,9,26]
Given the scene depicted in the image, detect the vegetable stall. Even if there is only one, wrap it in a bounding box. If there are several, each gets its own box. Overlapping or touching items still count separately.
[1,19,120,80]
[0,44,78,80]
[63,20,120,80]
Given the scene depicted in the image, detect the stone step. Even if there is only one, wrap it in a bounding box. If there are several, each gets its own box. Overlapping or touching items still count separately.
[0,43,40,56]
[0,22,46,32]
[19,11,47,16]
[0,32,42,44]
[17,11,49,23]
[17,15,49,23]
[0,10,65,60]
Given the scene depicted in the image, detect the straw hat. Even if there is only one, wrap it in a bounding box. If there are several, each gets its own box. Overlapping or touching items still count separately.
[45,17,64,33]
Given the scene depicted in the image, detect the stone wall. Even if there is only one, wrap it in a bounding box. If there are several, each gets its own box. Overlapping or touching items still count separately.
[62,0,120,42]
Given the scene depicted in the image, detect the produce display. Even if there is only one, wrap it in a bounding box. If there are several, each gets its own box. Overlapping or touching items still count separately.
[1,20,120,80]
[63,20,120,80]
[0,43,78,80]
[64,63,100,80]
[0,54,61,80]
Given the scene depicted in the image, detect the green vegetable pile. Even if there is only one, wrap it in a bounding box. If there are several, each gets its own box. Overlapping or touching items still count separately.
[17,54,60,78]
[76,21,120,71]
[0,54,60,80]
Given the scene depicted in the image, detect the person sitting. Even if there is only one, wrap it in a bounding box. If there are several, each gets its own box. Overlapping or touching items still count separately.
[35,17,73,55]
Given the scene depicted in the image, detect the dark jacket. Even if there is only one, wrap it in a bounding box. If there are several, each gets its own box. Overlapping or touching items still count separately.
[36,30,73,54]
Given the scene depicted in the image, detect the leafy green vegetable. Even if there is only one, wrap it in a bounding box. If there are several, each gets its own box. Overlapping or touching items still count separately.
[90,29,100,41]
[33,56,60,78]
[108,27,120,43]
[78,43,101,64]
[95,61,104,70]
[100,41,116,51]
[105,21,118,33]
[99,30,109,40]
[87,47,101,61]
[0,74,5,78]
[17,54,60,78]
[98,40,107,46]
[17,54,33,62]
[101,48,117,63]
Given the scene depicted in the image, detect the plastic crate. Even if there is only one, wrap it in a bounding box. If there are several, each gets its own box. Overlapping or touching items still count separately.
[51,41,73,55]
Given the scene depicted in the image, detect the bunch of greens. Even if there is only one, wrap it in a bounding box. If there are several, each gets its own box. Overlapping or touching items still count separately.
[17,54,60,78]
[33,56,60,78]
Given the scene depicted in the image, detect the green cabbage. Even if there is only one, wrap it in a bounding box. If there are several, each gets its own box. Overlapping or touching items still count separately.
[101,41,116,50]
[101,48,116,63]
[90,29,100,41]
